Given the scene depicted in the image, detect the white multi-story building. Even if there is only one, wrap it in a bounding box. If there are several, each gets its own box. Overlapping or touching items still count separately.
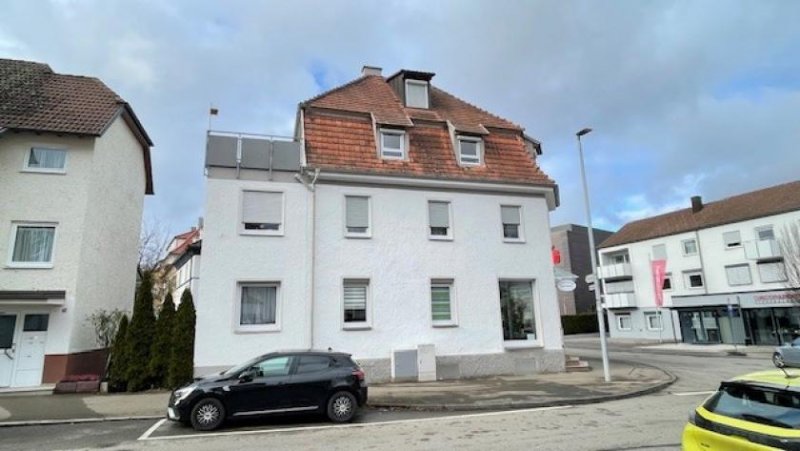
[597,181,800,345]
[159,227,202,306]
[196,66,565,381]
[0,59,153,387]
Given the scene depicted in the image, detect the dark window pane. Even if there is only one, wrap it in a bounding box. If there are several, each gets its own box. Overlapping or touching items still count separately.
[0,316,16,348]
[296,355,332,374]
[499,281,535,340]
[23,314,48,332]
[243,222,280,230]
[503,224,519,239]
[344,309,367,322]
[662,278,672,290]
[430,227,448,236]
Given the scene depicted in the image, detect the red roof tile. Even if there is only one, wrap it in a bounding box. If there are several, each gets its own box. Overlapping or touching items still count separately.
[600,180,800,248]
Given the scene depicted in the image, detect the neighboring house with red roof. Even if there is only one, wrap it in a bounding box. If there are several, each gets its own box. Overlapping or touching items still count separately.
[197,66,564,381]
[158,226,202,306]
[0,59,153,388]
[597,180,800,345]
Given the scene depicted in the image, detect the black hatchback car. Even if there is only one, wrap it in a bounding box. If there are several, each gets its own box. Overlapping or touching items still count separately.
[167,351,368,431]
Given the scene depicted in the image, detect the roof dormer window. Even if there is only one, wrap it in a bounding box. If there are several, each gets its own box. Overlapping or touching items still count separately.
[457,136,482,166]
[380,129,406,160]
[405,79,429,109]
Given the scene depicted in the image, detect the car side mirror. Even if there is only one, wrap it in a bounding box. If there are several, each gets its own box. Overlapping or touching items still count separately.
[238,368,257,382]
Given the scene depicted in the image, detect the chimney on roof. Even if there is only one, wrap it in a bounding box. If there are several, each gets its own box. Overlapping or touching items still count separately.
[361,65,382,76]
[691,196,703,213]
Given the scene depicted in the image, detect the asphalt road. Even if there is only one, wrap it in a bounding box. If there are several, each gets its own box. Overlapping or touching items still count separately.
[0,345,775,451]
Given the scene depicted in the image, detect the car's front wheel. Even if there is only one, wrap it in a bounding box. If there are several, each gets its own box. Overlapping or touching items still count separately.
[190,398,225,431]
[774,352,786,368]
[327,391,357,423]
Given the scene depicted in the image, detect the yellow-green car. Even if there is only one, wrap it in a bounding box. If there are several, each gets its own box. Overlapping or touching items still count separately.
[683,370,800,450]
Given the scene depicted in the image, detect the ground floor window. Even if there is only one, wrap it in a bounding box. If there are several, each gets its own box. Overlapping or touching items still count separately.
[499,280,535,340]
[645,312,663,331]
[239,283,278,328]
[343,279,369,327]
[617,314,632,331]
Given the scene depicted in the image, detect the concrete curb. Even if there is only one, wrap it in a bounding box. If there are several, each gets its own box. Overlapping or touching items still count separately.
[368,358,677,412]
[0,415,163,428]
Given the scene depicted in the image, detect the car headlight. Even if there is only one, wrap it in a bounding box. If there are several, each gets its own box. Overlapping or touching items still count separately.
[173,386,195,404]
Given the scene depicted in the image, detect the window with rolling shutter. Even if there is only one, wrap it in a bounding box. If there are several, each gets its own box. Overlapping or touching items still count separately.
[723,230,742,248]
[725,264,752,286]
[241,191,283,234]
[431,280,455,325]
[501,205,522,240]
[345,196,370,237]
[428,201,451,239]
[343,280,369,327]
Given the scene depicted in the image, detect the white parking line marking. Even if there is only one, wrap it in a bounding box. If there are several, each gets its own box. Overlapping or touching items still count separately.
[138,418,166,441]
[139,405,572,441]
[671,391,715,397]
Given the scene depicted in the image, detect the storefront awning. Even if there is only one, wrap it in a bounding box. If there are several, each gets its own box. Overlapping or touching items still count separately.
[672,289,800,309]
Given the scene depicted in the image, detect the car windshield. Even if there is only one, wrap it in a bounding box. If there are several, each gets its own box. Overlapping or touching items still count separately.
[704,383,800,429]
[220,355,268,377]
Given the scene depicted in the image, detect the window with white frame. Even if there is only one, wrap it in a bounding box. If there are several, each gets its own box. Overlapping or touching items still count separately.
[756,225,775,241]
[238,283,279,329]
[682,239,698,256]
[24,147,66,172]
[723,230,742,248]
[428,201,451,239]
[652,244,667,260]
[501,205,523,241]
[343,279,369,327]
[380,129,405,159]
[405,79,429,108]
[617,314,632,331]
[758,260,788,283]
[10,224,56,266]
[645,312,663,331]
[662,273,673,290]
[725,264,752,286]
[345,196,370,237]
[499,280,536,340]
[684,270,704,289]
[431,280,455,326]
[457,136,482,166]
[241,190,283,234]
[608,251,630,264]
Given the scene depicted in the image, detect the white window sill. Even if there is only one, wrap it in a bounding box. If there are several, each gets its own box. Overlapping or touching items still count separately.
[503,238,526,244]
[234,324,281,334]
[6,263,54,269]
[240,230,284,237]
[503,340,542,350]
[345,233,372,239]
[21,169,66,175]
[432,322,458,328]
[725,245,742,250]
[380,155,406,161]
[343,324,372,331]
[428,235,453,241]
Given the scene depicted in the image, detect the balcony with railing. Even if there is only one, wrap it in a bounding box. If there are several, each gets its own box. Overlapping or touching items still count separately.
[744,239,782,260]
[597,262,633,280]
[604,292,636,309]
[205,130,302,175]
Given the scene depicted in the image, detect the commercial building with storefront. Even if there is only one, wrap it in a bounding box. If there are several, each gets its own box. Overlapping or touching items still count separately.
[596,180,800,345]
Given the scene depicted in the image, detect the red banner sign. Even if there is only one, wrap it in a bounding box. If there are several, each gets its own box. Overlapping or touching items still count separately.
[651,260,667,307]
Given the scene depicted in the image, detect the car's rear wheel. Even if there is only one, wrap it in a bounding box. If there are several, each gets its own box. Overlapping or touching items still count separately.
[190,398,225,431]
[327,391,357,423]
[774,352,786,368]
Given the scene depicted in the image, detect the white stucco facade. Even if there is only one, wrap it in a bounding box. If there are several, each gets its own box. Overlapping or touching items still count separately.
[0,116,147,387]
[599,208,800,344]
[196,168,565,381]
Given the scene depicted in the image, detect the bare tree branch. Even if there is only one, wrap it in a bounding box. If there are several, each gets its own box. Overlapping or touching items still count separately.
[138,218,171,277]
[779,221,800,290]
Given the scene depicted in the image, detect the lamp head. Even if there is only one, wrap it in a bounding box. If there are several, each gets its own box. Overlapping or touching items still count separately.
[577,128,593,137]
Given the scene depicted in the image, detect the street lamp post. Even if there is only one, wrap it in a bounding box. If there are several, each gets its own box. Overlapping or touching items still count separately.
[576,127,611,383]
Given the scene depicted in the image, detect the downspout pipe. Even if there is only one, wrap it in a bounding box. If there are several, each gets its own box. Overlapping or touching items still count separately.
[295,168,320,350]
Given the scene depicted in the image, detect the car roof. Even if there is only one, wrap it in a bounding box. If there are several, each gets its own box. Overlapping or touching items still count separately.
[728,370,800,392]
[263,350,353,358]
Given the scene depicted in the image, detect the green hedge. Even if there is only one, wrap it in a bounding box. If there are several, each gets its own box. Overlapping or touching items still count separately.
[561,314,600,335]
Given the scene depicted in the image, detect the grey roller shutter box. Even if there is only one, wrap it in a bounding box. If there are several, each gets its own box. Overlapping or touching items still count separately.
[346,196,369,228]
[242,191,282,224]
[429,202,450,228]
[501,206,520,225]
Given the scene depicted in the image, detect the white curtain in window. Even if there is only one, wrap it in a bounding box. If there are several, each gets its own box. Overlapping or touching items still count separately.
[242,191,282,225]
[500,206,520,225]
[29,148,66,169]
[346,196,369,229]
[240,286,277,325]
[429,202,450,228]
[13,227,55,262]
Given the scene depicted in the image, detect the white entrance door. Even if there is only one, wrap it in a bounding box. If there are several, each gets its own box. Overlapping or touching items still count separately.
[0,314,18,387]
[13,314,49,387]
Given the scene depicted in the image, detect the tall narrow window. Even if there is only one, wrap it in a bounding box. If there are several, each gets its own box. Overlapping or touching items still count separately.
[241,191,283,234]
[25,148,66,172]
[345,196,370,237]
[11,224,56,266]
[405,80,429,108]
[239,284,278,328]
[431,280,455,325]
[428,201,451,239]
[457,137,482,165]
[343,280,369,327]
[501,206,522,240]
[499,281,536,340]
[380,130,405,159]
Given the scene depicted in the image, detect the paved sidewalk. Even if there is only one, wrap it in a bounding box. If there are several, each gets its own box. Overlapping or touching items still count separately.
[0,358,673,425]
[565,333,774,357]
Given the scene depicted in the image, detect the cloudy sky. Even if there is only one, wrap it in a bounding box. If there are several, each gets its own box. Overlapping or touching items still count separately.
[3,0,799,236]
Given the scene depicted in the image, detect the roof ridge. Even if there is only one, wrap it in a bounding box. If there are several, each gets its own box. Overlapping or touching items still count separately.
[301,74,372,106]
[431,85,522,130]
